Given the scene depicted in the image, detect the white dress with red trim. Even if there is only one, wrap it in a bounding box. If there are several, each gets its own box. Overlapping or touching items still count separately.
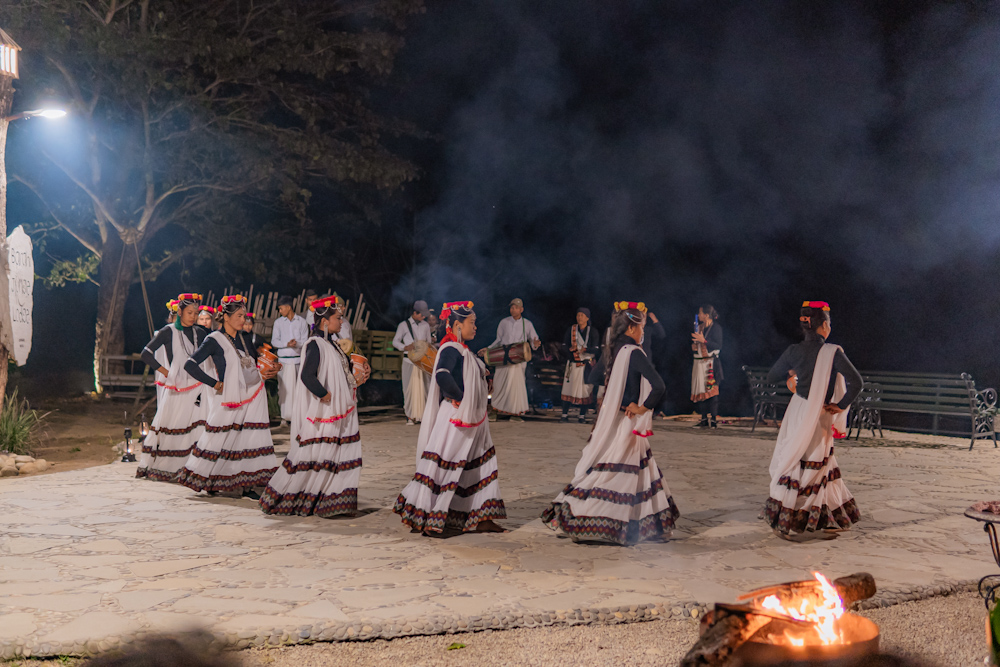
[260,335,361,517]
[393,340,506,533]
[136,325,208,482]
[762,343,859,534]
[542,344,679,545]
[176,331,277,493]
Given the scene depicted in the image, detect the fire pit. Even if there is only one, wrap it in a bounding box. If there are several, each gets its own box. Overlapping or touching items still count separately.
[681,572,879,666]
[734,573,879,666]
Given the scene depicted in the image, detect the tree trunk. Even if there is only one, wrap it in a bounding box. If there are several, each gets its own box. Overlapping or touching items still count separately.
[92,233,137,393]
[0,75,14,400]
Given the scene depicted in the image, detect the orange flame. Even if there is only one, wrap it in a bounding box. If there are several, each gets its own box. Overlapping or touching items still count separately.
[759,572,846,645]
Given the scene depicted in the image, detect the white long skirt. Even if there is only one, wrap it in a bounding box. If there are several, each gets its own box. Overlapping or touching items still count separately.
[260,413,362,517]
[176,387,277,493]
[762,394,859,534]
[394,401,506,533]
[492,363,529,415]
[402,359,429,420]
[561,362,593,404]
[542,410,679,545]
[136,387,205,483]
[277,360,299,420]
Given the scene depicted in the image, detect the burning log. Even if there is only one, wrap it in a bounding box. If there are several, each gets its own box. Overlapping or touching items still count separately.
[679,573,876,666]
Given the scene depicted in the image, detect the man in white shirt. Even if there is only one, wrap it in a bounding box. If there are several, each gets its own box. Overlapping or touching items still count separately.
[305,290,353,344]
[392,300,432,425]
[271,295,309,423]
[480,298,540,422]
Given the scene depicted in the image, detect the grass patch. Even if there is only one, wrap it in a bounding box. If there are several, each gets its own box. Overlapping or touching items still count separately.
[0,389,47,456]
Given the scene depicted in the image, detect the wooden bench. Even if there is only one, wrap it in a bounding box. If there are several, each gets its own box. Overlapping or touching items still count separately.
[849,372,997,450]
[743,365,792,432]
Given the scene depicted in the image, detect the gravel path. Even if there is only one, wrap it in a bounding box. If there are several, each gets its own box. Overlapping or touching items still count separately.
[5,591,986,666]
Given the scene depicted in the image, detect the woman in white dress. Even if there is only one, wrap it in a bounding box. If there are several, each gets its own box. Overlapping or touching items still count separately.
[176,295,279,498]
[542,302,679,545]
[394,301,507,535]
[136,293,209,482]
[762,301,863,539]
[261,296,363,517]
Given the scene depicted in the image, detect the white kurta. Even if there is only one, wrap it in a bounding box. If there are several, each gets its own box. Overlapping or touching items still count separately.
[393,318,432,420]
[261,335,361,517]
[394,341,505,533]
[137,326,208,482]
[489,316,537,415]
[176,331,278,493]
[272,315,310,420]
[542,345,679,545]
[763,343,859,534]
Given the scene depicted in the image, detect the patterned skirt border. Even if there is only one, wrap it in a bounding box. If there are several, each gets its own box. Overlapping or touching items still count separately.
[393,496,506,534]
[175,467,277,493]
[541,499,679,546]
[761,496,861,534]
[259,486,358,518]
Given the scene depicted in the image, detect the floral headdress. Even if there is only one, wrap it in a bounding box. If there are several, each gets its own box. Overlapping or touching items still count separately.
[441,301,474,319]
[309,294,344,312]
[165,299,179,313]
[198,305,215,314]
[614,301,647,314]
[800,301,831,323]
[176,292,202,307]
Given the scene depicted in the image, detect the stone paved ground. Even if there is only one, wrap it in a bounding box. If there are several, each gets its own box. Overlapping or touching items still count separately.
[1,417,998,659]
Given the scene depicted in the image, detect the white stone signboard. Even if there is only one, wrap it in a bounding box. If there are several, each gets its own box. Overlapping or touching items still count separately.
[7,226,32,365]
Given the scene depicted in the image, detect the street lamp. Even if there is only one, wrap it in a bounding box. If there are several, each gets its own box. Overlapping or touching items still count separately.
[4,108,68,122]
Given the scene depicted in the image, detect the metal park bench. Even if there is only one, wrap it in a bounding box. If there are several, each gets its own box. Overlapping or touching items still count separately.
[743,364,997,450]
[742,365,792,432]
[849,372,997,451]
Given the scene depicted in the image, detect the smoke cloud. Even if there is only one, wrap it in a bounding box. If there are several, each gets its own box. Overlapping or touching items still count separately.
[388,1,1000,411]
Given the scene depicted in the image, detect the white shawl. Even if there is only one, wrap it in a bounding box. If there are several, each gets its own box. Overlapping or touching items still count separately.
[416,341,489,464]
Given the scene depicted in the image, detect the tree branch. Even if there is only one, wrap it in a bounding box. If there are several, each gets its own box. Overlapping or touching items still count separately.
[9,174,104,256]
[40,149,126,236]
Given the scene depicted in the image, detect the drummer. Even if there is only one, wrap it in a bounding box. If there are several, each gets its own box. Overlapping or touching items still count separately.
[392,300,433,425]
[481,297,540,422]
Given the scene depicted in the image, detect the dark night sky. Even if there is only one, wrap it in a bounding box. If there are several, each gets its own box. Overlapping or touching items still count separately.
[10,1,1000,414]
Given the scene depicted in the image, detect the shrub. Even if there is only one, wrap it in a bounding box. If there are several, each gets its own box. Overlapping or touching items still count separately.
[0,389,45,456]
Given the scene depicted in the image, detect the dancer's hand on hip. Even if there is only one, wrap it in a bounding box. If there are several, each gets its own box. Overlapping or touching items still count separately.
[625,402,647,418]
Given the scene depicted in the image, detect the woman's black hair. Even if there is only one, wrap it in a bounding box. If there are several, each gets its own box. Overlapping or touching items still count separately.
[310,304,339,335]
[439,304,474,342]
[602,308,645,385]
[215,299,246,324]
[700,304,719,321]
[800,304,830,333]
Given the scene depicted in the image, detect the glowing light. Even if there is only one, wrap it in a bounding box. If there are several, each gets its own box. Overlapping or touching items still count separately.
[759,572,846,646]
[35,109,66,119]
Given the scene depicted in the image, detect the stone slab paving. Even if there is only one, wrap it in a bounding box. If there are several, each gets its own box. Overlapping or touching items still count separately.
[1,419,998,658]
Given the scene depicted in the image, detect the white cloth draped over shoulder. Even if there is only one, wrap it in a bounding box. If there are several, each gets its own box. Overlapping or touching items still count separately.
[137,326,208,482]
[542,344,678,545]
[394,341,506,533]
[261,335,361,517]
[176,331,277,493]
[762,343,860,534]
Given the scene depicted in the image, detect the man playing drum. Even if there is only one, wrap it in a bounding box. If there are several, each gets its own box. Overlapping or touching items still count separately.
[480,298,540,422]
[392,300,433,425]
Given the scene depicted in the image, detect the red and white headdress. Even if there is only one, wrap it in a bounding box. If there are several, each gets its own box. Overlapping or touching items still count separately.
[441,300,474,319]
[614,301,647,314]
[166,299,179,313]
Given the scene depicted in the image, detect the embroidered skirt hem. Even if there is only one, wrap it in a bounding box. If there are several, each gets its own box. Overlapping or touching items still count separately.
[762,496,860,534]
[541,499,678,546]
